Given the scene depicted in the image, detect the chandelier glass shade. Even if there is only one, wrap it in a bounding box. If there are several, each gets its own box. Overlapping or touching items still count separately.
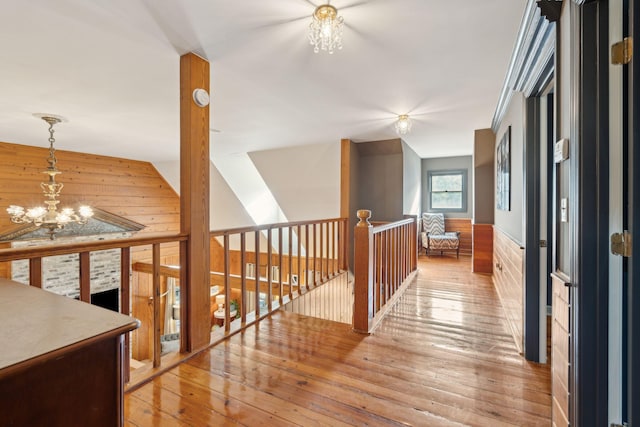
[7,115,93,239]
[394,114,412,135]
[308,4,344,54]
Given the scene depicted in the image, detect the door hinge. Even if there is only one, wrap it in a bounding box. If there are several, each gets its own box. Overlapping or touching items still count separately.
[539,240,548,248]
[612,37,633,65]
[611,230,632,257]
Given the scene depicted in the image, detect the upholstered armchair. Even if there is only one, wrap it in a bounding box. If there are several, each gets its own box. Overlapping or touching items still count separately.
[420,213,460,258]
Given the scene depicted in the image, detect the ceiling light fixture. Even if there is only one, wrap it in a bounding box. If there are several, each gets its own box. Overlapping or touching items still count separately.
[394,114,412,135]
[6,115,93,240]
[308,4,344,54]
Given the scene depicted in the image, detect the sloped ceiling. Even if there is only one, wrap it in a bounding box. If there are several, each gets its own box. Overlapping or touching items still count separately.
[0,0,526,161]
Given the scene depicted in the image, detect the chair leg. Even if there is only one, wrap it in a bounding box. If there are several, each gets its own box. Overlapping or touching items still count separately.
[456,248,459,259]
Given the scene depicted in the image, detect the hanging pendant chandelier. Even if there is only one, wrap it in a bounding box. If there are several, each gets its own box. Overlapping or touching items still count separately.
[6,115,93,240]
[308,4,344,54]
[394,114,412,135]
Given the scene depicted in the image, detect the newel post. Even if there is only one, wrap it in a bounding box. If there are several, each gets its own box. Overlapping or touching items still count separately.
[353,209,373,334]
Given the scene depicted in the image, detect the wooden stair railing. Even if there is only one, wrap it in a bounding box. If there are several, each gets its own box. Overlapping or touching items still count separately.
[353,210,418,334]
[0,232,188,382]
[209,217,349,336]
[0,217,351,386]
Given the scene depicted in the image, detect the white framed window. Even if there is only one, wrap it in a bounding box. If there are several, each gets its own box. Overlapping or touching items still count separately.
[428,169,467,212]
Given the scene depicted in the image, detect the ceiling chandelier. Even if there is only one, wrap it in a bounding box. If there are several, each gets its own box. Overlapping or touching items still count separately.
[308,4,344,54]
[394,114,412,135]
[6,115,93,240]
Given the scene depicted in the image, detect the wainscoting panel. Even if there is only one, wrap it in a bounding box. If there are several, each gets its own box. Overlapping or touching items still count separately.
[444,218,472,256]
[472,223,493,273]
[551,272,570,427]
[492,228,524,353]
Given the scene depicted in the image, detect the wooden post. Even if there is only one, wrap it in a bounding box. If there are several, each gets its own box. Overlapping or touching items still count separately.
[79,252,91,303]
[29,258,42,288]
[180,52,211,352]
[353,209,373,334]
[340,139,351,272]
[120,247,131,382]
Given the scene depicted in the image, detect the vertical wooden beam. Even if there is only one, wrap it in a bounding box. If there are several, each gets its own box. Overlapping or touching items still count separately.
[120,247,131,382]
[353,209,373,334]
[79,252,91,303]
[340,139,351,272]
[180,52,211,352]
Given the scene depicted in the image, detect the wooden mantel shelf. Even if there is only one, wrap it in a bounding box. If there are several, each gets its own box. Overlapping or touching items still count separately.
[0,278,139,427]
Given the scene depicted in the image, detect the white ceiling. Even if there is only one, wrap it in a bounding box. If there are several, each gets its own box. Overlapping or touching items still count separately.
[0,0,526,162]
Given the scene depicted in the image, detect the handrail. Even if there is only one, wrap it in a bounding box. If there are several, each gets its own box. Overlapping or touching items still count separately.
[353,210,418,334]
[371,217,414,233]
[0,232,187,262]
[210,217,345,236]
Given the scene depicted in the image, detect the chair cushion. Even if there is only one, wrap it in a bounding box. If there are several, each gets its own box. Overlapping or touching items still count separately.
[428,234,460,250]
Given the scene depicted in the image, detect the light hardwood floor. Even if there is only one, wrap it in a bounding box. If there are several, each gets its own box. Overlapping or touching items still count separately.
[125,255,551,426]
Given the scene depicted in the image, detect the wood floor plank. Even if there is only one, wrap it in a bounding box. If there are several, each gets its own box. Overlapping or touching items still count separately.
[125,255,551,426]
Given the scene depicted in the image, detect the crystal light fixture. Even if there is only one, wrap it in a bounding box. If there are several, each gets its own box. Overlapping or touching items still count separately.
[7,115,93,239]
[394,114,412,135]
[308,4,344,54]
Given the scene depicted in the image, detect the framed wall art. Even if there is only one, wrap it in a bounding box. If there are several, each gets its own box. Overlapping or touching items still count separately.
[496,126,511,211]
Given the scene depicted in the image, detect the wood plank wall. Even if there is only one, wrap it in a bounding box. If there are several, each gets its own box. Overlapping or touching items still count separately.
[492,227,524,353]
[472,224,493,273]
[0,141,182,276]
[444,218,472,256]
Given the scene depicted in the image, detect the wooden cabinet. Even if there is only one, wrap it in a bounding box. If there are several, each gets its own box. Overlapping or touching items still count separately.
[0,278,138,427]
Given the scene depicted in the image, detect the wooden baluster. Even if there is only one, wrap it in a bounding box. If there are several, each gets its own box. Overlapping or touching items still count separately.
[267,228,273,311]
[327,221,336,277]
[384,229,389,297]
[254,231,260,317]
[240,232,247,324]
[305,225,310,291]
[79,252,91,303]
[224,234,231,332]
[353,209,373,334]
[297,224,302,294]
[29,258,42,288]
[374,233,381,312]
[343,219,348,271]
[152,243,161,368]
[278,227,283,304]
[179,239,188,353]
[319,223,324,282]
[326,221,330,278]
[313,223,318,287]
[393,228,398,292]
[120,247,131,383]
[288,226,293,301]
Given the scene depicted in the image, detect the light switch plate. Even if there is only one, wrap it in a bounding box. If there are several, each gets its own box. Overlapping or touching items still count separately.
[561,198,568,222]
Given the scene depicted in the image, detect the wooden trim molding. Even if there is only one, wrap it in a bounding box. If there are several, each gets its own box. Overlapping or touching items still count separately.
[492,0,557,132]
